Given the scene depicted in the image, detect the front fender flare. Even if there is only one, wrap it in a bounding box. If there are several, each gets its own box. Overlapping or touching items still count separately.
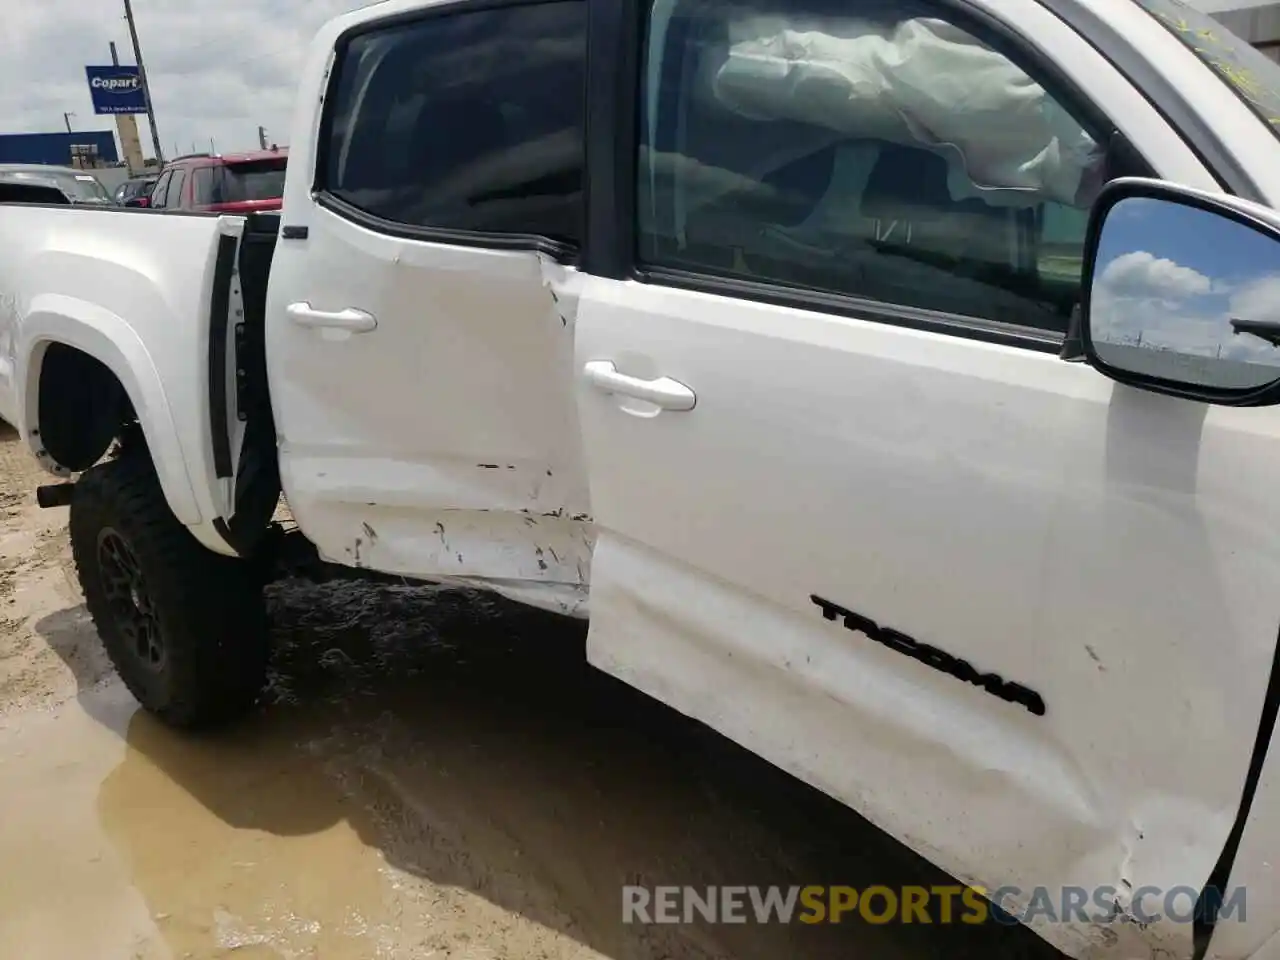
[19,295,204,527]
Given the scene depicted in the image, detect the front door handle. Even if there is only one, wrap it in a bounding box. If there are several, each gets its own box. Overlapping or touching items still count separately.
[583,360,696,411]
[286,302,377,333]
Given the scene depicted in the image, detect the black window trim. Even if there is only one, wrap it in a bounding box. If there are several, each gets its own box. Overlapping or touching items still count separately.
[643,266,1068,353]
[589,0,1181,354]
[312,0,589,264]
[192,166,214,206]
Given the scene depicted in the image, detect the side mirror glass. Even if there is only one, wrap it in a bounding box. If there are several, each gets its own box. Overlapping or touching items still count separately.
[1083,180,1280,402]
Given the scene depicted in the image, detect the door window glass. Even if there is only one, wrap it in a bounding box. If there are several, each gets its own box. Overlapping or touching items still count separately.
[55,174,110,202]
[638,0,1111,331]
[165,168,187,209]
[192,167,214,205]
[149,171,172,209]
[321,1,587,247]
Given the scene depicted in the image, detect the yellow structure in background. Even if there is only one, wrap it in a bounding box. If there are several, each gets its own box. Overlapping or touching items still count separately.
[115,114,145,175]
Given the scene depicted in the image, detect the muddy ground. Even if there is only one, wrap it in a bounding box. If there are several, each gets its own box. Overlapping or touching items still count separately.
[0,423,1063,960]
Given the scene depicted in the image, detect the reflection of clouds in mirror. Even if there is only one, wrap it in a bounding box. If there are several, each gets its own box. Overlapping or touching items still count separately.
[1098,250,1211,297]
[1092,197,1280,370]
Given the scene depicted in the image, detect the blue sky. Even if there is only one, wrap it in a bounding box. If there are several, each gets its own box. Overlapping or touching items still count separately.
[1101,198,1280,284]
[0,0,364,158]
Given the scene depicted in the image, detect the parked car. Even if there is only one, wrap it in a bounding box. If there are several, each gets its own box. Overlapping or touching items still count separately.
[0,172,72,206]
[0,164,112,205]
[3,1,1280,958]
[113,175,159,207]
[128,149,287,213]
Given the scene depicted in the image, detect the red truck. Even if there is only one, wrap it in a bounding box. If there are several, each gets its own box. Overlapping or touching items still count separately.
[125,148,288,214]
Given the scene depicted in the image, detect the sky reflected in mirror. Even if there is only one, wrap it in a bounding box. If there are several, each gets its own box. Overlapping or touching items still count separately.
[1091,196,1280,389]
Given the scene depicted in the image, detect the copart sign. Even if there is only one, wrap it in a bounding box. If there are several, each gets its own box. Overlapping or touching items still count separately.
[84,66,146,115]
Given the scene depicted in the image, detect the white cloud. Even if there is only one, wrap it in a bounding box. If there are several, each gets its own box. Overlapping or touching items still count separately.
[1096,250,1212,299]
[1091,289,1220,350]
[1091,251,1280,372]
[1227,274,1280,323]
[1092,251,1217,351]
[0,0,371,159]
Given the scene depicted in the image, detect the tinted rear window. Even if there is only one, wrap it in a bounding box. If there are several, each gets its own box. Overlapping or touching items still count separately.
[214,159,287,202]
[5,171,107,202]
[0,180,69,204]
[320,1,587,246]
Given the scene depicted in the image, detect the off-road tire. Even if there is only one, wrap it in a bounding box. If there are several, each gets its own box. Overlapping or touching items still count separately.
[70,450,269,729]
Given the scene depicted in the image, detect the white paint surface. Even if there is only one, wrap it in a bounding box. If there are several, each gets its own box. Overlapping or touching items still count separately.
[0,205,244,555]
[2,0,1280,956]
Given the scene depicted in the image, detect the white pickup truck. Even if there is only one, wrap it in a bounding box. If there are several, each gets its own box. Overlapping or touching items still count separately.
[3,0,1280,955]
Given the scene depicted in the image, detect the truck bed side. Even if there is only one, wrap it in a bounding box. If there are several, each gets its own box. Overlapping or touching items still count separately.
[0,204,256,556]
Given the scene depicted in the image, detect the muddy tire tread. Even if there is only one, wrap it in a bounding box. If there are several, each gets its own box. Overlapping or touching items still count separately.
[70,450,267,729]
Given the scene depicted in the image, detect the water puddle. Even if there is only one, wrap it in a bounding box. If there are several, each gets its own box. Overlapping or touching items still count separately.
[0,684,414,959]
[0,577,1064,960]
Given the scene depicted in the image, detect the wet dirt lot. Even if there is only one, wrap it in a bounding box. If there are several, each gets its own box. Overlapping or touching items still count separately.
[0,424,1064,960]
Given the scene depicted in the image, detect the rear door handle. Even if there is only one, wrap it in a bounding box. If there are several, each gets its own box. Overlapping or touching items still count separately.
[583,360,696,411]
[286,302,377,333]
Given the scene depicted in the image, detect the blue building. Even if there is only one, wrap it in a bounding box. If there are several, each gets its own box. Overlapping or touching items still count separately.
[0,131,119,167]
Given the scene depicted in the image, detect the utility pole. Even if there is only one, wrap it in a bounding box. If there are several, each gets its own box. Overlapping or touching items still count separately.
[122,0,164,165]
[258,125,268,150]
[63,112,74,133]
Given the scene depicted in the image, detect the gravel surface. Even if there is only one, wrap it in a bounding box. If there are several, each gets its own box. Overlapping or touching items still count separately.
[0,423,1062,960]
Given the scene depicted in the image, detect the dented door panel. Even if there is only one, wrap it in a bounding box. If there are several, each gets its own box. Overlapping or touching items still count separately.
[573,275,1280,960]
[266,206,595,605]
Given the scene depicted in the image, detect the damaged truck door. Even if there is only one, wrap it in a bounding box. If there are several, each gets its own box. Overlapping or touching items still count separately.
[264,0,594,613]
[571,1,1280,959]
[10,0,1280,957]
